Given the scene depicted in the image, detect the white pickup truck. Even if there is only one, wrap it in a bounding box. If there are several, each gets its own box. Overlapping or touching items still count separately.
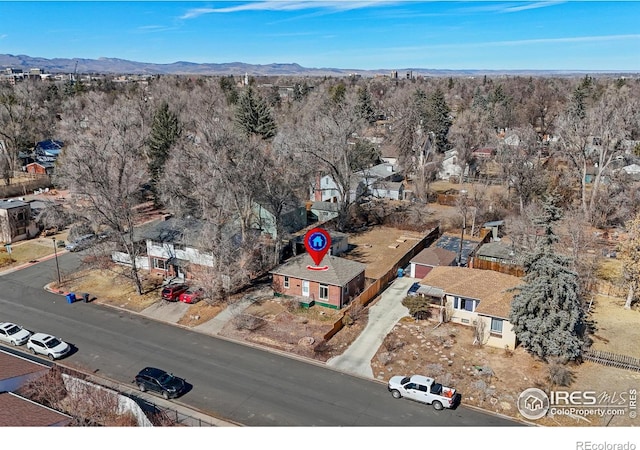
[388,374,460,410]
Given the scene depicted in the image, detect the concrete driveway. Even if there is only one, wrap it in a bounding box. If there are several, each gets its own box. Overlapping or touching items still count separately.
[140,300,190,323]
[326,276,414,378]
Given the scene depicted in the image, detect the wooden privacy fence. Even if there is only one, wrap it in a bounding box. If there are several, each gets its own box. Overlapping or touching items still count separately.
[323,226,440,341]
[583,350,640,372]
[469,258,524,277]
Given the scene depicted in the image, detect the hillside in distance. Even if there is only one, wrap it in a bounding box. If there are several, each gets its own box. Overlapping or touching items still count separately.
[0,53,634,77]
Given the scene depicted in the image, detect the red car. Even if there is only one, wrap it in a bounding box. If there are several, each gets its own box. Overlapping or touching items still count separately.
[161,284,188,301]
[179,288,204,304]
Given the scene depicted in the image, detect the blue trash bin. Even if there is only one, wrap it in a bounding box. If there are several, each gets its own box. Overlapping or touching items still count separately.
[397,268,404,277]
[66,292,76,304]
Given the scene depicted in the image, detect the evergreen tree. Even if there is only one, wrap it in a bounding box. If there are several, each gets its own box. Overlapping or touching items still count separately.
[509,195,586,361]
[424,88,452,153]
[356,86,376,123]
[235,87,277,139]
[328,82,346,105]
[219,75,239,105]
[147,102,181,205]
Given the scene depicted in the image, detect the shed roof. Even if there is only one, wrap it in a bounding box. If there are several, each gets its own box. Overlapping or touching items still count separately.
[270,253,366,287]
[476,241,522,262]
[410,247,457,267]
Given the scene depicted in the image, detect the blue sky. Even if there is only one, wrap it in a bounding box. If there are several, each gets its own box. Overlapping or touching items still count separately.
[1,1,639,71]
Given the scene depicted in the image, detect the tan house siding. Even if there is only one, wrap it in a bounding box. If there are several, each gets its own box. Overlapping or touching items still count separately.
[420,266,521,349]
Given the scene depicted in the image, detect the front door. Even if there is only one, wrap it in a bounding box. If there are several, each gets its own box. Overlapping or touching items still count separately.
[302,280,309,297]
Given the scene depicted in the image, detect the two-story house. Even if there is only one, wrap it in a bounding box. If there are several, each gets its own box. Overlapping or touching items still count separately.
[142,218,214,280]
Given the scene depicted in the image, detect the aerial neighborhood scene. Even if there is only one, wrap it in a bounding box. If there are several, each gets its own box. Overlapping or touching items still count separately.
[0,0,639,443]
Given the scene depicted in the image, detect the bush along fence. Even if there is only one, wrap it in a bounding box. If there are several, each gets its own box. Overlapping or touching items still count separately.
[583,350,640,372]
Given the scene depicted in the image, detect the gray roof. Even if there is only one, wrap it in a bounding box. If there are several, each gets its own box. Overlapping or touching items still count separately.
[311,201,340,212]
[271,253,366,286]
[434,233,483,265]
[138,218,205,246]
[476,241,522,263]
[0,199,28,210]
[354,163,397,180]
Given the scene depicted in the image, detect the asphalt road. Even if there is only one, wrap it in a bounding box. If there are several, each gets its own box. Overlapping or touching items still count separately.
[0,253,521,426]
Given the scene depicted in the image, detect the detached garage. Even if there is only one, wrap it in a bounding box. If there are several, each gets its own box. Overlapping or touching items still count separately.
[409,247,457,278]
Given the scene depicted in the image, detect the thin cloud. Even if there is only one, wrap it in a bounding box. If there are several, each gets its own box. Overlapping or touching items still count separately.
[476,34,640,47]
[499,1,566,13]
[459,1,565,14]
[180,1,400,19]
[0,34,6,39]
[386,33,640,53]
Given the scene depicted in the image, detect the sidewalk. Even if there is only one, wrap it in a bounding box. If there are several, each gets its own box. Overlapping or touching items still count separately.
[326,277,413,378]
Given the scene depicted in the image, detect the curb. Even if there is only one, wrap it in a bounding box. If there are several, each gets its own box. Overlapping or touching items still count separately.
[42,283,527,426]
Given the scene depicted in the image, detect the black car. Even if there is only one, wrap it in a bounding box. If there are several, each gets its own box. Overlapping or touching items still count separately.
[133,367,186,399]
[407,282,421,297]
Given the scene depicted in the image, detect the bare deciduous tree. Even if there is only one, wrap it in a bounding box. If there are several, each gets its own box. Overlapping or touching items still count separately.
[56,91,149,294]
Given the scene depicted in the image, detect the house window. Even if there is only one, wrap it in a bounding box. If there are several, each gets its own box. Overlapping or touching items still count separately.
[319,284,329,301]
[17,211,25,221]
[15,227,26,236]
[174,243,186,251]
[153,258,166,270]
[284,276,290,289]
[453,297,477,312]
[490,318,503,334]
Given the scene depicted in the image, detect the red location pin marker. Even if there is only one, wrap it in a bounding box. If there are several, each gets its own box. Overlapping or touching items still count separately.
[304,228,331,269]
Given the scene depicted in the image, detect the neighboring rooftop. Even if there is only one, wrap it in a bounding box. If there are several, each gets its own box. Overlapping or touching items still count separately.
[0,199,28,209]
[0,351,48,380]
[0,392,72,426]
[410,247,457,267]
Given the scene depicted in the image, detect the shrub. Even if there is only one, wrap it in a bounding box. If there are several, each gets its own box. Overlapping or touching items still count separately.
[383,335,405,352]
[547,358,574,387]
[313,340,332,355]
[232,314,266,331]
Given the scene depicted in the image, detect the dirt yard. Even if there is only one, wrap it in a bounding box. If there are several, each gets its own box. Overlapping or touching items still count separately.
[369,292,640,427]
[342,226,428,279]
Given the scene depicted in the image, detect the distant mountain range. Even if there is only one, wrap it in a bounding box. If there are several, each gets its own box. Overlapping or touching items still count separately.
[0,53,636,77]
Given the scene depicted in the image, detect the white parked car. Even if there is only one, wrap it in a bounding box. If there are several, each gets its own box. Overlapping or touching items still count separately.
[26,333,71,360]
[0,322,32,346]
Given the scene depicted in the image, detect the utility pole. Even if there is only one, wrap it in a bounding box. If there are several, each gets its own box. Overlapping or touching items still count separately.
[457,190,468,266]
[52,237,61,285]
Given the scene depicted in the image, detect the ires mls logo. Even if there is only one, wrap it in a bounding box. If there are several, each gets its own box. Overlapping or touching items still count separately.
[517,388,550,420]
[518,388,638,421]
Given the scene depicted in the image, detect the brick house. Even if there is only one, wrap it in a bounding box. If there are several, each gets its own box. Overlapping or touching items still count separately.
[271,253,366,309]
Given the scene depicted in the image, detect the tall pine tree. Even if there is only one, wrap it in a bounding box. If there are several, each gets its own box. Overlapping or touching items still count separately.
[509,195,586,361]
[147,101,181,206]
[235,87,277,139]
[425,88,452,153]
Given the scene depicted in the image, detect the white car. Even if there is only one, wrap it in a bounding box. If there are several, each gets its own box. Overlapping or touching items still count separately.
[26,333,71,360]
[0,322,32,346]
